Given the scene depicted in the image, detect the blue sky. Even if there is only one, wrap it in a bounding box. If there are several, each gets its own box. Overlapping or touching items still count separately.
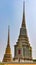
[0,0,36,61]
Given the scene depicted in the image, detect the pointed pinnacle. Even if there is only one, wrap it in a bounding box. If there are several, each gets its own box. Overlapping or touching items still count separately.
[8,25,10,45]
[22,1,26,27]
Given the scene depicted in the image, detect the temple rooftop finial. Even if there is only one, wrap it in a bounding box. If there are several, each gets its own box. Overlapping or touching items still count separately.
[8,25,10,44]
[21,1,26,27]
[23,1,25,14]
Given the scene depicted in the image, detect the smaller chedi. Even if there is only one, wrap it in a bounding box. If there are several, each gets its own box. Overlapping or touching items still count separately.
[2,26,13,62]
[2,1,33,63]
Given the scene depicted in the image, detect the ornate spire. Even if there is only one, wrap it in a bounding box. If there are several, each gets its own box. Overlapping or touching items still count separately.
[14,1,32,61]
[7,25,10,46]
[2,26,13,62]
[22,1,26,27]
[5,26,11,54]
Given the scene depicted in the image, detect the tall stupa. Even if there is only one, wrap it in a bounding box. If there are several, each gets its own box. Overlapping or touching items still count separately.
[14,2,32,62]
